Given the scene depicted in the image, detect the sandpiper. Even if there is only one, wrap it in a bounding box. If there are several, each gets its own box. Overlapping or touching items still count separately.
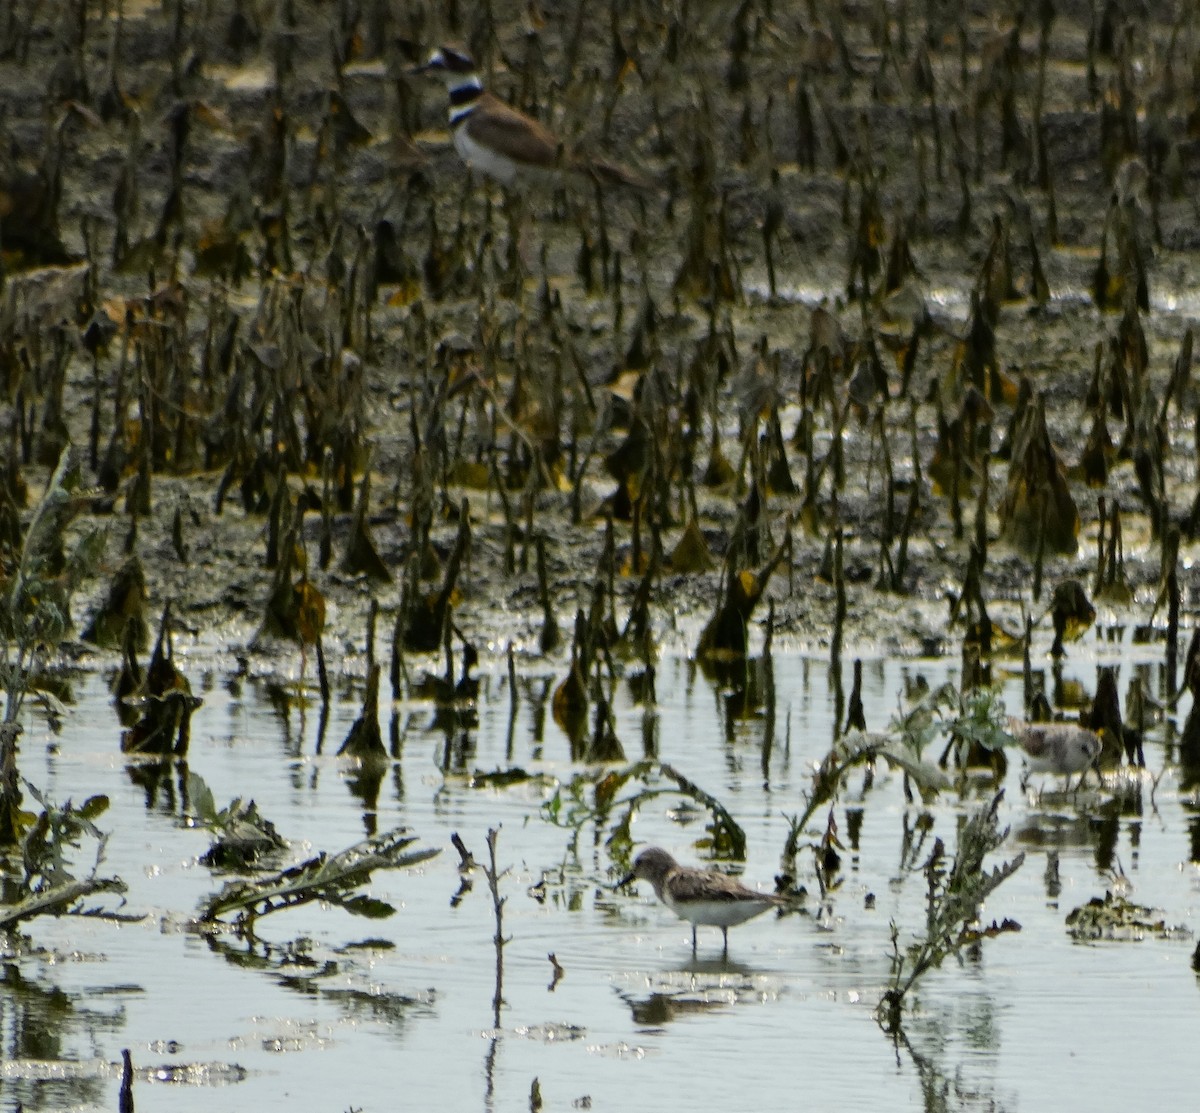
[1010,720,1103,780]
[619,846,785,954]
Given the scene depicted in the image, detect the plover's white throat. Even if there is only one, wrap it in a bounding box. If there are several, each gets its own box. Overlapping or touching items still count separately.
[619,846,785,954]
[418,44,649,189]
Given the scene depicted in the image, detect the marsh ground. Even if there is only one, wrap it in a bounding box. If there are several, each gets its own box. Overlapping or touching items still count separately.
[3,2,1200,1111]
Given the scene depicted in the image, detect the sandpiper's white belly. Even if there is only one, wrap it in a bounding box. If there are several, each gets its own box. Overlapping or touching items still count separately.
[454,127,519,184]
[662,893,775,929]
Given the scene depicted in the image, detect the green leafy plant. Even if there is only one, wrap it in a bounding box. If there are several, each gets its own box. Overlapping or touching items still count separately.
[0,782,130,929]
[892,682,1014,772]
[2,448,106,844]
[198,826,439,932]
[939,684,1015,769]
[779,728,950,890]
[1,450,105,717]
[779,684,1015,898]
[186,772,289,869]
[541,759,747,867]
[877,791,1024,1032]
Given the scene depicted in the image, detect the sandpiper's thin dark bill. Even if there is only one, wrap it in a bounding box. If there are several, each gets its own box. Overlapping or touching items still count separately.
[620,846,784,954]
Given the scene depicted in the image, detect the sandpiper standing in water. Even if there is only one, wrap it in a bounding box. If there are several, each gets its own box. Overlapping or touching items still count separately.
[1010,719,1104,789]
[619,847,785,955]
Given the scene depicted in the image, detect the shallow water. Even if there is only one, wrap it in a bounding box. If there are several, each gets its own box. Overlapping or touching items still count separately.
[3,630,1198,1113]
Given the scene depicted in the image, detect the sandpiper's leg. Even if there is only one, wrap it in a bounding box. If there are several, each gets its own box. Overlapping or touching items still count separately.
[691,924,697,953]
[721,926,729,956]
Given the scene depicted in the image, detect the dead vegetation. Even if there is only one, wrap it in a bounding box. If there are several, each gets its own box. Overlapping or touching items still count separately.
[3,0,1200,1086]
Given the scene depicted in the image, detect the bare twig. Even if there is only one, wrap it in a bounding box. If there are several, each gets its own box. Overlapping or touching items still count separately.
[483,826,510,1026]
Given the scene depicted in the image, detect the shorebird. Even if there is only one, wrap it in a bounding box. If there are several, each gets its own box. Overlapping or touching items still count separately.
[619,846,785,954]
[1010,719,1103,785]
[417,44,648,189]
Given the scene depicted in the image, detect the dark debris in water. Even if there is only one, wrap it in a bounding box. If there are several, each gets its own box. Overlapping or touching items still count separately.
[1065,890,1193,941]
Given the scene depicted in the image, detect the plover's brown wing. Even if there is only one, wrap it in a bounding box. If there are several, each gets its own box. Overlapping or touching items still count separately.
[463,94,562,169]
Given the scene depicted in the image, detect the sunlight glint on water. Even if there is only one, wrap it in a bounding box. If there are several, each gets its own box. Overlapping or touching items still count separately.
[3,634,1199,1112]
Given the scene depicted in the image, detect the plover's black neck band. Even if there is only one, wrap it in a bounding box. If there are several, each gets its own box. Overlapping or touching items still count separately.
[449,78,482,106]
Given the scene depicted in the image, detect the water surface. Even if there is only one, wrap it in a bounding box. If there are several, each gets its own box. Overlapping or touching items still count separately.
[3,633,1198,1112]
